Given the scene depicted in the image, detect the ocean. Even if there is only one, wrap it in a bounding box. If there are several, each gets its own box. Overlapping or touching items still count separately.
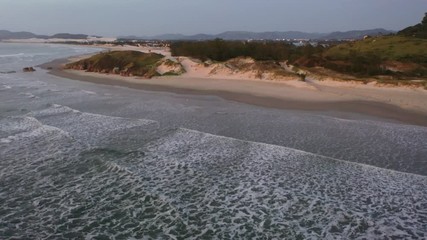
[1,43,426,239]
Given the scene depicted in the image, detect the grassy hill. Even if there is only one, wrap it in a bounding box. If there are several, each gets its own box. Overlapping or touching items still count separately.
[66,51,165,78]
[324,36,427,62]
[398,13,427,39]
[315,12,427,80]
[319,36,427,78]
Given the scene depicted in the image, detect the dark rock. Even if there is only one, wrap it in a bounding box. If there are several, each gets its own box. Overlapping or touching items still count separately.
[23,67,36,72]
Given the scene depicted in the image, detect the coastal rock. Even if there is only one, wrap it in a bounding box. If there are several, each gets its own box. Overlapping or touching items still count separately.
[23,67,36,72]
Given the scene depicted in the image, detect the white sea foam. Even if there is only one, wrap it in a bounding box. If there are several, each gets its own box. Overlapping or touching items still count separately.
[136,127,427,239]
[27,104,159,146]
[0,53,25,58]
[81,90,97,95]
[0,138,12,143]
[0,116,42,135]
[0,85,12,90]
[0,116,70,141]
[20,92,38,99]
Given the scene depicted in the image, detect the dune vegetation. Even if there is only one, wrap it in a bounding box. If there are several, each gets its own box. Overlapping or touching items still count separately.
[171,40,324,62]
[65,51,166,78]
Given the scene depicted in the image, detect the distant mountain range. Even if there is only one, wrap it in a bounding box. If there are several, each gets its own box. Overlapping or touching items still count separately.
[120,29,394,41]
[0,30,90,40]
[1,28,394,41]
[321,29,395,40]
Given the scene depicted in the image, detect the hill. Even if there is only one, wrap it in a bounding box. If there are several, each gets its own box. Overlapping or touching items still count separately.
[398,13,427,38]
[0,30,48,40]
[0,30,90,40]
[324,36,427,62]
[316,14,427,79]
[213,31,325,40]
[121,29,392,41]
[65,51,185,78]
[121,31,325,40]
[318,36,427,78]
[50,33,89,39]
[322,28,393,40]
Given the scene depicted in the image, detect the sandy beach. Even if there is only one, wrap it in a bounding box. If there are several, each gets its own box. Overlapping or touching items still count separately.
[41,45,427,126]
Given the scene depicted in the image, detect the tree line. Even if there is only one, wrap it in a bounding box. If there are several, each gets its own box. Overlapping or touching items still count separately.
[170,39,426,77]
[170,39,324,62]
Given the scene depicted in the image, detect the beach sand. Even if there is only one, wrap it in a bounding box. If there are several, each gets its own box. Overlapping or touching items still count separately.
[40,46,427,127]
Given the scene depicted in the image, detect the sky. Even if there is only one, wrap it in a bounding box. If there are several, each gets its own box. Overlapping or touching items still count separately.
[0,0,426,37]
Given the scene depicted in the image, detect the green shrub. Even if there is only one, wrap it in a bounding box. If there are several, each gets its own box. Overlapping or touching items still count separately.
[66,51,164,78]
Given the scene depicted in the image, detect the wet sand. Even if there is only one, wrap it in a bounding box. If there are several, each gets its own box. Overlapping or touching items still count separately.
[41,58,427,127]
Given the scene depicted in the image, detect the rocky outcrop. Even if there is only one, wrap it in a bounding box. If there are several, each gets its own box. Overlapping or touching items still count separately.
[23,67,36,72]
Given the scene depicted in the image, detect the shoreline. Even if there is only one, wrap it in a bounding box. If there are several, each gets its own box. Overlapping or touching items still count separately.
[40,56,427,127]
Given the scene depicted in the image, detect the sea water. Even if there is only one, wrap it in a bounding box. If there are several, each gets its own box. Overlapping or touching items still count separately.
[0,43,426,239]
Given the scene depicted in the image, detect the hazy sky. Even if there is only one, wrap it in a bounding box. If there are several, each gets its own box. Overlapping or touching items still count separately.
[0,0,426,36]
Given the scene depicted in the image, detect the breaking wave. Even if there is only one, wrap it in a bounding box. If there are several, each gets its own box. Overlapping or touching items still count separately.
[0,53,25,58]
